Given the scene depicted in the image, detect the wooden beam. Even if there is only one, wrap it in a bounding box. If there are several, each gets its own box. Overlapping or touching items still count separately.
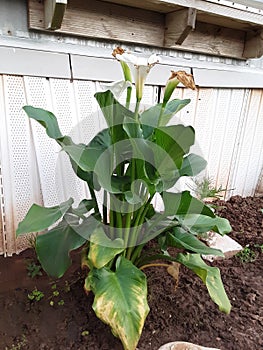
[243,29,263,58]
[164,8,197,46]
[165,22,246,59]
[44,0,67,30]
[29,0,164,47]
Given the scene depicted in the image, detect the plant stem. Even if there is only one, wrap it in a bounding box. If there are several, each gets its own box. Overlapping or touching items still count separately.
[134,99,141,123]
[103,190,108,224]
[126,86,132,109]
[89,186,100,217]
[140,263,170,270]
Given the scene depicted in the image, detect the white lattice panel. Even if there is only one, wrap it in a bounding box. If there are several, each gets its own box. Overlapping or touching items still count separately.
[0,73,263,256]
[0,75,42,255]
[229,89,263,197]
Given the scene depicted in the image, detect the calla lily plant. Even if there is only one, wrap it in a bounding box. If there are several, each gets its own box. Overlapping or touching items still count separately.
[17,47,231,350]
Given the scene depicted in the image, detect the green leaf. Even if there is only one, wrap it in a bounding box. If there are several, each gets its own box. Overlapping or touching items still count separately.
[176,253,231,313]
[162,191,214,218]
[179,153,207,177]
[95,90,134,127]
[140,99,191,138]
[16,198,74,235]
[176,214,232,235]
[88,257,149,350]
[154,125,195,169]
[88,227,124,269]
[36,217,86,278]
[23,106,63,139]
[161,98,191,125]
[166,228,224,256]
[71,199,97,217]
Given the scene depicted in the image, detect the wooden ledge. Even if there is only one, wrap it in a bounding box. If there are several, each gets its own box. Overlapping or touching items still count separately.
[28,0,263,59]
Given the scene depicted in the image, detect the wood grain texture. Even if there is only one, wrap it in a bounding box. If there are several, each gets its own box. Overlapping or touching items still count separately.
[28,0,262,58]
[100,0,263,26]
[29,0,165,47]
[165,22,246,58]
[165,8,197,45]
[243,29,263,58]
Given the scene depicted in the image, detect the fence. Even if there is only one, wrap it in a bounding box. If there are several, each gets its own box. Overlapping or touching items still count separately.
[0,72,262,256]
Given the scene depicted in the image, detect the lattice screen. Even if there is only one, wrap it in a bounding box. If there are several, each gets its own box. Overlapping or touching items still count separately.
[0,75,159,255]
[0,74,263,256]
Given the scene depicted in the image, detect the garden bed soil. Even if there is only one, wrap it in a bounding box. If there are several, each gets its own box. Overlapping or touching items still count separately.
[0,195,262,350]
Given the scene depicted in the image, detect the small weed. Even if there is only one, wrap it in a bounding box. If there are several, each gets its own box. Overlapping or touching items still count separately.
[81,330,90,337]
[26,233,38,250]
[26,260,42,278]
[64,280,71,293]
[191,177,227,201]
[27,288,44,302]
[5,335,27,350]
[236,245,257,263]
[48,283,64,307]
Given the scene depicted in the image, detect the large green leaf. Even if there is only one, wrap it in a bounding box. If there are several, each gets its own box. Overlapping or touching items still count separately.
[154,125,195,170]
[166,228,224,256]
[23,106,63,139]
[179,153,207,177]
[176,214,232,235]
[16,198,74,235]
[95,90,134,146]
[95,90,134,127]
[141,99,190,138]
[88,257,149,350]
[88,227,124,269]
[162,191,214,218]
[176,253,231,313]
[36,217,86,278]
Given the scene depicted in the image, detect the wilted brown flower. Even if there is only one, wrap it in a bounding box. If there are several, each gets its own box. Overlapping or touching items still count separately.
[112,47,125,58]
[169,70,196,90]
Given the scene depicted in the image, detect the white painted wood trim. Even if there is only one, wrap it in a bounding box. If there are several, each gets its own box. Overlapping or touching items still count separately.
[0,46,71,79]
[70,54,190,84]
[193,67,263,88]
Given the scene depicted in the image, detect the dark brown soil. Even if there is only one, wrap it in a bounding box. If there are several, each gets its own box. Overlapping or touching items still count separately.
[0,196,262,350]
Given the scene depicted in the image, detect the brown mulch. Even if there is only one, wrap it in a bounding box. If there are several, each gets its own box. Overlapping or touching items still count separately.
[0,196,262,350]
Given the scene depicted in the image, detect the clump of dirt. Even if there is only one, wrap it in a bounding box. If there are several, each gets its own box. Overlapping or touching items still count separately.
[0,196,262,350]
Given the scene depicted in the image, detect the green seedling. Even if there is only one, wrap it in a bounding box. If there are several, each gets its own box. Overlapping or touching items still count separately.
[26,260,42,278]
[27,288,44,302]
[236,246,257,263]
[81,330,90,337]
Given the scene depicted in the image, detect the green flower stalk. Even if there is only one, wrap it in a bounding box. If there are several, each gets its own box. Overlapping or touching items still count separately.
[163,70,196,107]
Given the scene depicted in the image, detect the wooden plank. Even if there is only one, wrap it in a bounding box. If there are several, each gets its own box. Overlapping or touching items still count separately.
[44,0,67,30]
[165,8,197,45]
[101,0,181,13]
[165,22,246,58]
[29,0,165,47]
[100,0,263,26]
[28,0,263,58]
[243,29,263,58]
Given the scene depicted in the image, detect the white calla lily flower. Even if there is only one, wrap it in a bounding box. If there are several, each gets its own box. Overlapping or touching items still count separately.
[100,80,132,100]
[113,47,159,101]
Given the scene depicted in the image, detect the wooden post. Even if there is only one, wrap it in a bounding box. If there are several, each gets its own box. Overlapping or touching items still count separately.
[44,0,67,30]
[164,7,197,46]
[243,29,263,59]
